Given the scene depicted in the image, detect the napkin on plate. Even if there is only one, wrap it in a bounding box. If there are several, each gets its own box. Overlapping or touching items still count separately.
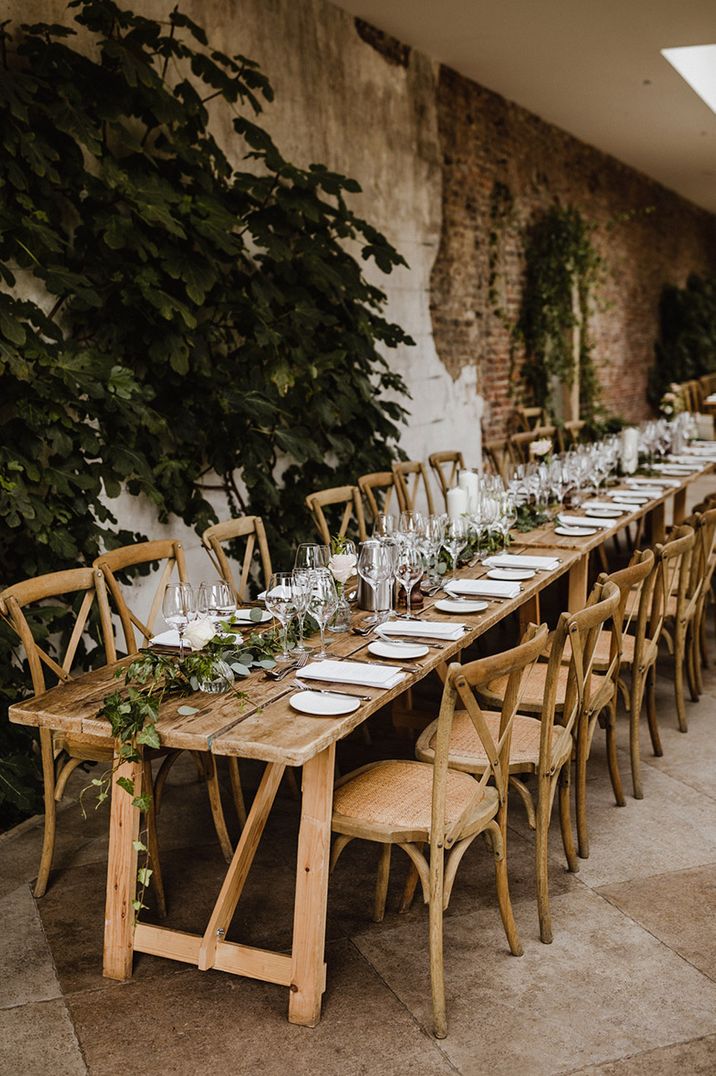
[484,553,560,571]
[581,500,628,512]
[445,578,521,599]
[378,619,468,640]
[149,630,195,650]
[299,660,405,689]
[627,477,681,489]
[557,514,614,531]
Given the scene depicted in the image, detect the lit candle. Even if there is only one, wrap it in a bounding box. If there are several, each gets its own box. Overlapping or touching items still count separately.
[621,427,639,474]
[447,486,468,520]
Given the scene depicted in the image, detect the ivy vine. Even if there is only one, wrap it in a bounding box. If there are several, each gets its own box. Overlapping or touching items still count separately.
[516,204,602,420]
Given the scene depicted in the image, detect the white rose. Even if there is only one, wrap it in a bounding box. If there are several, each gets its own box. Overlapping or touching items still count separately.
[530,438,552,458]
[328,553,357,584]
[184,617,216,651]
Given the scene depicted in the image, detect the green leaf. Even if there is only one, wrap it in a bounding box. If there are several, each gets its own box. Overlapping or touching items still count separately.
[137,866,153,887]
[137,724,160,749]
[116,776,135,796]
[132,840,147,853]
[177,705,199,716]
[132,793,152,812]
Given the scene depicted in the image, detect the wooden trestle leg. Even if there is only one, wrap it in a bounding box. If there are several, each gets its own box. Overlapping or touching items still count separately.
[103,750,143,980]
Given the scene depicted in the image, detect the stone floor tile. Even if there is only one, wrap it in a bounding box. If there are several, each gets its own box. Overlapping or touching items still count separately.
[598,863,716,981]
[354,885,716,1075]
[0,999,87,1076]
[67,939,455,1076]
[0,884,62,1008]
[572,1032,716,1074]
[637,686,716,802]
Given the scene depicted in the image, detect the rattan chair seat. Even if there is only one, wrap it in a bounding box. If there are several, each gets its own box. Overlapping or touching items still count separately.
[332,760,495,839]
[479,663,607,715]
[415,709,572,773]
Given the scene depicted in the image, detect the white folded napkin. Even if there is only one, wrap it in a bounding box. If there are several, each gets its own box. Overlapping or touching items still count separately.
[378,619,468,640]
[558,514,614,531]
[581,500,628,512]
[150,630,197,650]
[300,660,405,689]
[627,477,681,489]
[484,553,560,570]
[703,395,716,404]
[446,578,521,599]
[610,490,658,500]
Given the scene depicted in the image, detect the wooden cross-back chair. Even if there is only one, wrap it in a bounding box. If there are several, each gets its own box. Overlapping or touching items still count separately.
[483,438,509,481]
[0,568,164,912]
[330,623,549,1039]
[94,539,237,862]
[512,406,545,432]
[691,501,716,672]
[467,578,621,943]
[392,459,435,516]
[656,523,699,736]
[428,451,464,511]
[357,471,398,523]
[686,507,716,697]
[508,425,557,466]
[557,420,587,453]
[305,485,367,545]
[201,516,273,603]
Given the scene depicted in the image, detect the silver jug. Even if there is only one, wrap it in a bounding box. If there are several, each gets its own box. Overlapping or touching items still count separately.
[357,576,394,612]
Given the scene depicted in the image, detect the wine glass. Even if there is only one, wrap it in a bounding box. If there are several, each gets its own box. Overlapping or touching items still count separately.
[394,545,424,617]
[294,543,329,571]
[307,568,338,659]
[372,512,396,538]
[197,580,233,622]
[398,511,426,542]
[291,569,312,653]
[264,572,297,663]
[442,517,469,579]
[422,515,445,585]
[162,583,196,657]
[356,540,392,625]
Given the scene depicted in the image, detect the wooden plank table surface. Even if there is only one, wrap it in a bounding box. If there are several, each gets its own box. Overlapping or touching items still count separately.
[10,541,580,1026]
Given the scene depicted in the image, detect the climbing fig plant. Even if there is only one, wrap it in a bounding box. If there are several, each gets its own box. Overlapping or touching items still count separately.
[0,0,412,822]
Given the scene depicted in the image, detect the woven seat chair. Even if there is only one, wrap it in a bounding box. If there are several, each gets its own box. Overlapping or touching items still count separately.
[483,438,509,481]
[94,540,235,863]
[330,624,548,1039]
[428,579,620,943]
[201,515,272,604]
[428,451,464,511]
[392,459,436,516]
[305,485,367,545]
[357,471,399,523]
[0,568,166,912]
[686,507,716,696]
[654,523,699,735]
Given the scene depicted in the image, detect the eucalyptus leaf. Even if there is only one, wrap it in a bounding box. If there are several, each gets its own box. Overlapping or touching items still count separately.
[177,705,199,716]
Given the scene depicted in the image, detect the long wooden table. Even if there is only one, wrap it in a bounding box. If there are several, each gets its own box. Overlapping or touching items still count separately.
[10,542,580,1027]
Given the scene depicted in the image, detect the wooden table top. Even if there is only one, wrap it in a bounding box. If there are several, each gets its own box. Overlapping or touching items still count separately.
[9,544,580,767]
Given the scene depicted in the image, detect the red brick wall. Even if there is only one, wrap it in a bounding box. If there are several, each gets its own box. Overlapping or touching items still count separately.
[430,65,716,439]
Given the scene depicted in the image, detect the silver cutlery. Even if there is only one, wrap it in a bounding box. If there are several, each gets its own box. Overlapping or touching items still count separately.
[292,679,372,701]
[265,651,309,681]
[377,635,449,649]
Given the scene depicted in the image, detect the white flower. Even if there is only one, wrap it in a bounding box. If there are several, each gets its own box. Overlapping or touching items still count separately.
[184,617,216,651]
[530,437,552,458]
[328,552,357,584]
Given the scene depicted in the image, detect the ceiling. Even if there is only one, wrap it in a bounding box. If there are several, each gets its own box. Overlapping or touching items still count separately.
[332,0,716,213]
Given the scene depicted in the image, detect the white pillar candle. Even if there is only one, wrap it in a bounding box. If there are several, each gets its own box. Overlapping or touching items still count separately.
[447,486,468,520]
[621,427,639,474]
[458,470,479,513]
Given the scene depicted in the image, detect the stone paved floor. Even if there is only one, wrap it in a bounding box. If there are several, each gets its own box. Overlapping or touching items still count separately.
[3,483,716,1075]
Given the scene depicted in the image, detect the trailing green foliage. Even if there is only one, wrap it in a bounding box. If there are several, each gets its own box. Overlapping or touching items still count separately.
[649,274,716,404]
[0,0,412,823]
[516,204,602,420]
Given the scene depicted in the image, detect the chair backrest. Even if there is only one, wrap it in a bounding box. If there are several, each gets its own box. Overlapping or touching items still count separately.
[392,460,435,516]
[304,485,367,545]
[93,539,188,654]
[483,438,509,481]
[0,567,115,696]
[509,425,557,465]
[357,472,398,522]
[650,525,695,641]
[512,406,545,432]
[557,420,586,454]
[432,623,549,851]
[597,548,656,695]
[201,516,273,602]
[428,451,464,510]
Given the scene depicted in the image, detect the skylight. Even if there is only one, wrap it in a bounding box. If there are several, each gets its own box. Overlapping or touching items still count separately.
[661,44,716,115]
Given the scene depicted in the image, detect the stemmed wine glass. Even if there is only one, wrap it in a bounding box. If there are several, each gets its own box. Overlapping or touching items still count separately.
[356,540,392,625]
[394,545,424,617]
[291,569,312,653]
[307,568,338,659]
[264,572,298,663]
[197,580,234,622]
[294,543,329,571]
[162,583,196,657]
[373,512,396,538]
[442,517,469,580]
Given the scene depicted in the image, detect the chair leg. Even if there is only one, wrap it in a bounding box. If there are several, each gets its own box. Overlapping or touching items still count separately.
[673,627,688,732]
[428,845,447,1039]
[700,607,710,669]
[143,759,166,919]
[686,627,700,701]
[630,674,645,800]
[399,852,422,913]
[575,710,590,861]
[535,775,553,944]
[196,752,233,864]
[373,844,392,923]
[153,750,181,814]
[558,765,579,870]
[509,776,536,830]
[645,664,663,759]
[330,834,353,874]
[491,815,523,957]
[34,728,58,899]
[605,699,625,808]
[54,757,84,801]
[228,758,247,828]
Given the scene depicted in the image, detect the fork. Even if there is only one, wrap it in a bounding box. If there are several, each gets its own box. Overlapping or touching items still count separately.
[265,651,309,681]
[291,679,372,701]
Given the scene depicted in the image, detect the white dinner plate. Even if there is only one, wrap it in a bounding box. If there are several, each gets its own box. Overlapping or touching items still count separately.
[486,568,535,581]
[554,525,598,537]
[368,640,429,660]
[434,598,488,614]
[231,609,273,624]
[584,508,624,518]
[290,690,361,716]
